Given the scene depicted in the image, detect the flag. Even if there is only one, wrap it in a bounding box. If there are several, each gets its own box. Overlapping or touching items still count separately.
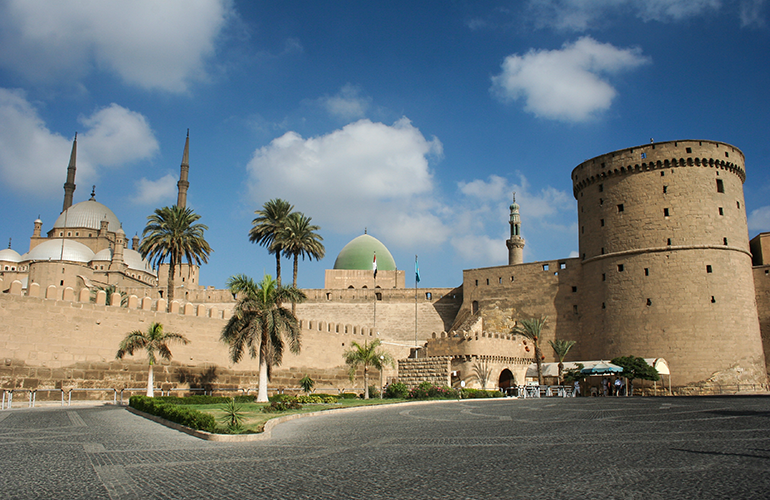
[372,252,377,279]
[415,255,421,284]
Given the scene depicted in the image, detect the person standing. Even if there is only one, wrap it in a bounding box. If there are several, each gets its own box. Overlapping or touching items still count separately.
[601,377,609,397]
[614,377,622,397]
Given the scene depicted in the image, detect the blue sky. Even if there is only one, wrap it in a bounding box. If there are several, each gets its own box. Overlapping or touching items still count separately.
[1,0,769,289]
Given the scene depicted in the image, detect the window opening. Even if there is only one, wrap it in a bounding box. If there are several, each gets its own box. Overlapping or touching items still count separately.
[646,298,652,306]
[711,296,716,303]
[663,185,667,194]
[572,286,577,293]
[617,264,624,272]
[716,179,724,193]
[543,264,549,271]
[706,265,712,273]
[644,268,649,276]
[718,207,723,216]
[602,273,606,281]
[600,219,605,227]
[560,262,566,269]
[686,147,692,153]
[664,208,669,217]
[599,184,604,192]
[723,238,728,245]
[667,238,672,246]
[617,204,624,212]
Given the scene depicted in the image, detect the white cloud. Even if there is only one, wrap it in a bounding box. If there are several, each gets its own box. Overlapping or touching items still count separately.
[132,174,178,206]
[491,36,650,122]
[748,206,770,231]
[0,88,158,196]
[740,0,767,27]
[527,0,722,31]
[246,118,446,247]
[318,84,372,120]
[0,0,232,92]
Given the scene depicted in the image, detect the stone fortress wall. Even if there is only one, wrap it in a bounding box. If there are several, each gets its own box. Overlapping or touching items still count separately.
[572,140,765,389]
[0,277,459,393]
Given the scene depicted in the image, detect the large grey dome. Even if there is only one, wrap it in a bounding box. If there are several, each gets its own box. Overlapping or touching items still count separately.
[52,199,121,232]
[25,239,95,263]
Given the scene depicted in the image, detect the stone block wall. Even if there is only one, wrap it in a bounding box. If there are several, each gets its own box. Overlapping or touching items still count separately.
[397,357,451,388]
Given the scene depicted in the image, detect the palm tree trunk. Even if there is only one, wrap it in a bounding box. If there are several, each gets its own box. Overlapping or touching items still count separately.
[558,361,564,385]
[167,258,176,312]
[535,345,543,385]
[147,364,154,397]
[257,355,269,403]
[275,252,282,287]
[364,364,369,399]
[292,254,298,315]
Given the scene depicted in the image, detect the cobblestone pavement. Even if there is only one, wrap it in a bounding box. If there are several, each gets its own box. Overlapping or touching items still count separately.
[2,396,770,499]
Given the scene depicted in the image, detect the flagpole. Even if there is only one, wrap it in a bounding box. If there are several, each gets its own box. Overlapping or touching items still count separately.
[373,252,377,335]
[414,255,419,347]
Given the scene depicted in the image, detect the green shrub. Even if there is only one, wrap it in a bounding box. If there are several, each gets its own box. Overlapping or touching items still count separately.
[384,382,408,399]
[340,393,358,399]
[460,388,503,399]
[408,382,460,400]
[218,398,245,431]
[155,395,256,405]
[365,385,380,399]
[262,400,303,413]
[129,395,217,432]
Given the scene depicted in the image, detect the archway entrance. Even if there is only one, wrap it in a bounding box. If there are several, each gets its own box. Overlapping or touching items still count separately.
[498,369,515,395]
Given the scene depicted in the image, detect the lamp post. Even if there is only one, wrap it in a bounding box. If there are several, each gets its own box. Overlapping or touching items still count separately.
[380,355,385,399]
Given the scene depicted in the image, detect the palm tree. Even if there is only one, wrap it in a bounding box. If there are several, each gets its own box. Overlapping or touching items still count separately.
[343,339,393,399]
[220,274,306,402]
[512,316,548,385]
[470,359,492,390]
[139,205,212,309]
[280,211,325,313]
[549,339,577,384]
[249,199,294,286]
[116,322,190,397]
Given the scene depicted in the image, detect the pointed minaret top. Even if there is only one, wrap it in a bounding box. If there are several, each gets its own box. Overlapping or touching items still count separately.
[62,133,78,212]
[177,131,190,208]
[90,185,96,200]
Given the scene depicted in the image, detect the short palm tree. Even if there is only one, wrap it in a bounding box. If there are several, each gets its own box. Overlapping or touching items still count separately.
[220,274,306,402]
[470,359,492,390]
[249,199,294,286]
[512,316,548,385]
[116,322,190,397]
[139,205,211,309]
[343,339,393,399]
[549,339,577,384]
[280,212,325,313]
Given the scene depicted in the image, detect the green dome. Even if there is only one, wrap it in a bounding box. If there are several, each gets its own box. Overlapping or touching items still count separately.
[333,234,397,271]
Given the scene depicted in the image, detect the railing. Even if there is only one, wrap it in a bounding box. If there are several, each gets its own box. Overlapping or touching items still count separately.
[517,385,575,398]
[68,388,117,406]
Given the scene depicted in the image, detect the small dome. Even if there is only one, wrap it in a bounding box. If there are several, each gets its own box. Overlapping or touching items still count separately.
[25,239,95,263]
[0,248,22,263]
[52,200,121,232]
[92,249,112,261]
[333,234,397,271]
[124,249,156,275]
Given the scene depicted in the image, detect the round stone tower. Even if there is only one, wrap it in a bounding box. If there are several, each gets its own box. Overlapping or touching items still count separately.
[572,140,766,391]
[506,192,525,265]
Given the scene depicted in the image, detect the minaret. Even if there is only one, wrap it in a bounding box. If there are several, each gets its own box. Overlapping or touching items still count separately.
[62,133,77,212]
[110,226,126,271]
[176,129,190,208]
[506,192,525,265]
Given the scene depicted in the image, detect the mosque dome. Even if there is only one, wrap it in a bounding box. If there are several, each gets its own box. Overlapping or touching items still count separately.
[333,234,397,271]
[0,248,22,263]
[52,199,121,232]
[25,239,95,263]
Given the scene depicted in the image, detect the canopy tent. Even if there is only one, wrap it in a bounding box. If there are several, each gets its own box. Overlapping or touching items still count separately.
[527,359,671,394]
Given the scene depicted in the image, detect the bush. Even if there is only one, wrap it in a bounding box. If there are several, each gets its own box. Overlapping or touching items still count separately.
[129,395,217,432]
[460,388,503,399]
[384,382,409,399]
[262,400,303,413]
[408,382,460,400]
[340,393,358,399]
[155,395,256,405]
[364,385,380,399]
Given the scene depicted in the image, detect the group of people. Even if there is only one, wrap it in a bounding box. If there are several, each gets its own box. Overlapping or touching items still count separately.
[601,377,627,396]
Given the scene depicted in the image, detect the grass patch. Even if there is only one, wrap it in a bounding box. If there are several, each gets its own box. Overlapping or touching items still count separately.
[188,398,405,434]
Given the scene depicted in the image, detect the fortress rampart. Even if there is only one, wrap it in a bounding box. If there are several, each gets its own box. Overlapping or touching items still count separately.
[572,140,765,388]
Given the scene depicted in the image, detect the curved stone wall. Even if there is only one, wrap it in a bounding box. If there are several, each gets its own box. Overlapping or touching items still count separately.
[572,140,765,387]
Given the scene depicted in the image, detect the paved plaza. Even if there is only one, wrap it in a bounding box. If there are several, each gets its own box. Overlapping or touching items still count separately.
[1,396,769,499]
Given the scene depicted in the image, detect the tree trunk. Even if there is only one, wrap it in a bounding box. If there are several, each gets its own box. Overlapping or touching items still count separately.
[364,365,369,399]
[558,361,564,385]
[275,252,282,287]
[292,254,298,316]
[535,344,543,385]
[147,364,154,397]
[167,257,176,312]
[257,355,269,403]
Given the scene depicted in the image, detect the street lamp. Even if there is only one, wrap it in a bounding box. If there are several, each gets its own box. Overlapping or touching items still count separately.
[380,355,385,399]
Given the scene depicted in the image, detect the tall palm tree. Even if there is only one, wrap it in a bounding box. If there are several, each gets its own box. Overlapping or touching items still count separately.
[343,339,393,399]
[549,339,577,384]
[512,316,549,385]
[139,206,211,309]
[220,274,306,402]
[249,199,294,286]
[116,322,190,397]
[280,212,325,313]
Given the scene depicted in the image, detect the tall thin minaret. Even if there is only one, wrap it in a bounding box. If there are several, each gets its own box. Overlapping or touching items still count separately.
[506,192,525,265]
[176,129,190,208]
[62,133,77,212]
